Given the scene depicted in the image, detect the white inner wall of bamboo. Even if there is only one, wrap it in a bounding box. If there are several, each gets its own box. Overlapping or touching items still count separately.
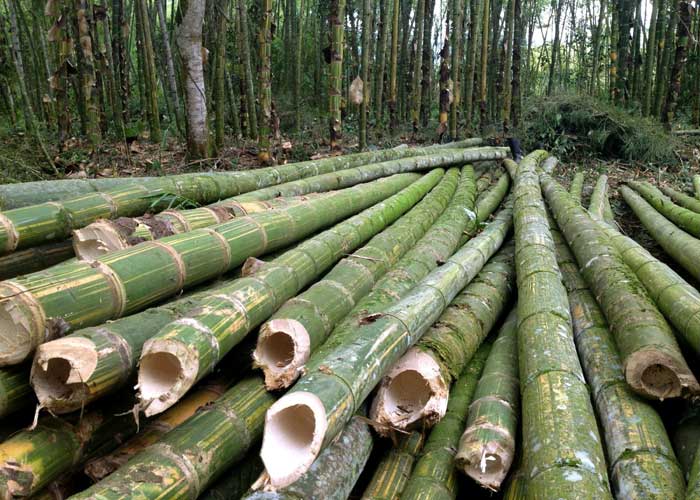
[382,369,432,417]
[640,363,681,398]
[257,331,295,367]
[73,222,126,261]
[138,352,182,408]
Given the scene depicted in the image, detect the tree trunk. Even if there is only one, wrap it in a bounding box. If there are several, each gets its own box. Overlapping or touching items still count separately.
[236,0,258,139]
[511,0,522,128]
[546,0,563,95]
[374,0,389,126]
[449,0,463,138]
[654,0,675,117]
[211,0,230,150]
[502,0,514,131]
[464,0,481,130]
[329,0,346,149]
[411,0,426,134]
[479,0,490,130]
[419,0,434,127]
[642,0,659,114]
[156,0,183,135]
[135,0,161,143]
[388,0,399,129]
[662,0,690,127]
[359,0,372,149]
[257,0,274,163]
[177,0,209,159]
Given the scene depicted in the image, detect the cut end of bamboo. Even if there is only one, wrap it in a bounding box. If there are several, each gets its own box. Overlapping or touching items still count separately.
[0,284,44,366]
[137,339,198,417]
[73,221,128,260]
[369,348,447,436]
[456,434,514,491]
[261,391,327,489]
[30,337,98,413]
[625,349,700,400]
[253,319,310,390]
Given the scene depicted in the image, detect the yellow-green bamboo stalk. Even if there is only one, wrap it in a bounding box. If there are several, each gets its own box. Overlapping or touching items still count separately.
[628,180,700,238]
[589,174,615,224]
[0,363,33,417]
[136,171,445,416]
[514,151,612,498]
[694,175,700,200]
[659,184,700,214]
[456,308,519,491]
[360,432,424,500]
[569,171,585,202]
[1,173,419,367]
[543,175,700,400]
[0,240,74,280]
[260,201,512,489]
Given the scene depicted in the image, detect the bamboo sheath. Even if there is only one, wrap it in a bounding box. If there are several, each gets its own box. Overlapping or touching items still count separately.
[0,240,75,280]
[65,375,275,499]
[694,175,700,200]
[660,184,700,214]
[620,185,700,281]
[73,151,486,259]
[135,171,445,416]
[514,152,612,498]
[0,173,421,367]
[569,171,585,201]
[598,222,700,356]
[551,212,686,498]
[542,174,700,399]
[0,394,141,498]
[370,242,514,432]
[0,145,502,254]
[360,432,424,500]
[260,201,513,488]
[455,308,519,491]
[628,180,700,238]
[400,342,491,500]
[253,167,465,389]
[242,415,373,500]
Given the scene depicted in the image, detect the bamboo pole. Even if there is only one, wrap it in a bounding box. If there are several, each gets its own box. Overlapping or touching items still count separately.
[69,376,275,499]
[551,210,686,498]
[253,168,466,389]
[360,432,424,500]
[588,174,614,223]
[243,414,373,500]
[620,184,700,282]
[370,243,514,432]
[0,146,504,253]
[659,184,700,214]
[515,152,612,498]
[1,173,421,367]
[694,175,700,199]
[455,308,519,491]
[627,180,700,238]
[200,453,263,500]
[672,405,700,478]
[31,172,439,414]
[259,201,513,489]
[569,171,585,202]
[400,342,491,499]
[0,363,33,418]
[542,174,699,400]
[690,448,700,499]
[136,171,446,416]
[0,240,74,280]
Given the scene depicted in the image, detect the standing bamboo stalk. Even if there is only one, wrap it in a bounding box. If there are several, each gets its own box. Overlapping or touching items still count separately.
[258,0,274,163]
[542,174,700,400]
[237,0,258,138]
[411,0,426,134]
[329,0,346,149]
[359,0,371,149]
[259,202,512,488]
[456,308,519,491]
[449,0,464,138]
[387,0,399,129]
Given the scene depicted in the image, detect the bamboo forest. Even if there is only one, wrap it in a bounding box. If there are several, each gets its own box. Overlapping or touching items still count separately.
[1,0,700,499]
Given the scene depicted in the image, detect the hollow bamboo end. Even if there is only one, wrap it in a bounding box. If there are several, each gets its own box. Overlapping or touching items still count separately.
[625,349,700,400]
[30,337,98,413]
[369,348,447,436]
[261,391,327,489]
[253,319,310,390]
[72,221,128,261]
[456,434,514,491]
[0,284,45,366]
[137,339,198,417]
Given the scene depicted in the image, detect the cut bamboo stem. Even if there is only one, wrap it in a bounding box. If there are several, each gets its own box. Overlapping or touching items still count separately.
[400,342,491,499]
[136,171,445,416]
[259,201,513,489]
[370,243,514,432]
[0,363,33,417]
[515,152,612,497]
[0,240,74,280]
[542,174,700,400]
[689,441,700,499]
[455,308,519,491]
[360,432,424,500]
[694,175,700,200]
[253,168,466,389]
[199,452,263,500]
[628,180,700,238]
[1,173,420,366]
[569,171,585,202]
[659,184,700,214]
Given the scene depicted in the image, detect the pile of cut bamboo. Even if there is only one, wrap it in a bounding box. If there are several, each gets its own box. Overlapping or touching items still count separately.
[0,140,698,500]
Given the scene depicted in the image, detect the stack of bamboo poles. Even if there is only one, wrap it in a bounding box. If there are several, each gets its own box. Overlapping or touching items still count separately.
[0,141,700,499]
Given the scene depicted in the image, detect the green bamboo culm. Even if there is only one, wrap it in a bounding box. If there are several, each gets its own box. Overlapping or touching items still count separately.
[370,242,514,432]
[569,171,585,202]
[242,414,373,500]
[455,308,519,492]
[598,222,700,356]
[0,395,140,498]
[69,376,275,499]
[0,240,75,280]
[253,168,464,390]
[135,171,446,416]
[0,173,420,367]
[360,432,424,500]
[400,342,492,500]
[689,434,700,499]
[620,184,700,282]
[514,151,612,498]
[0,145,503,253]
[542,174,700,400]
[260,201,513,489]
[694,175,700,200]
[659,184,700,214]
[551,212,686,498]
[672,405,700,478]
[588,174,615,224]
[627,180,700,238]
[73,148,486,259]
[470,172,511,238]
[0,364,33,417]
[200,453,264,500]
